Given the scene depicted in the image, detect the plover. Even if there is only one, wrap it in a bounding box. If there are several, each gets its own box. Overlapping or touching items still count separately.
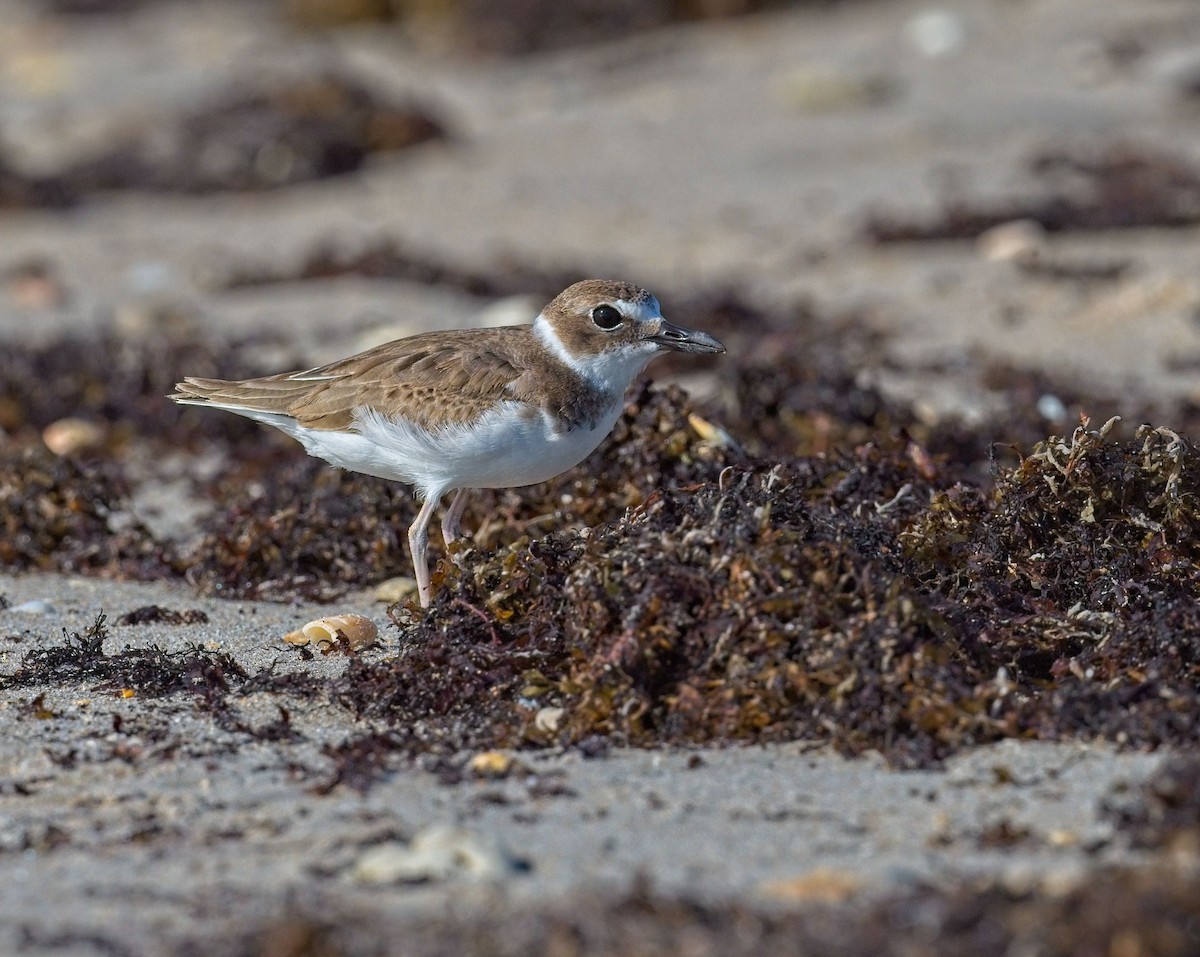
[171,279,725,607]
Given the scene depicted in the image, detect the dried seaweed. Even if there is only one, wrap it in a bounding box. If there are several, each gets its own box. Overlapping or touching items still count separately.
[2,615,316,745]
[0,151,73,210]
[116,606,210,626]
[0,448,172,579]
[38,74,444,199]
[0,323,287,447]
[184,460,409,601]
[907,421,1200,750]
[311,731,406,795]
[2,614,246,703]
[317,416,1200,767]
[867,143,1200,241]
[5,294,1200,764]
[219,236,585,302]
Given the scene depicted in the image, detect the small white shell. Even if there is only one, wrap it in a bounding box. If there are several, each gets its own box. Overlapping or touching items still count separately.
[688,413,737,450]
[467,750,515,778]
[534,706,565,733]
[42,418,104,456]
[283,613,377,650]
[977,219,1045,263]
[352,826,519,884]
[373,576,418,603]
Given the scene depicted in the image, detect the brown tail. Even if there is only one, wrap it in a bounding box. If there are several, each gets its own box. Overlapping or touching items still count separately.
[169,374,311,414]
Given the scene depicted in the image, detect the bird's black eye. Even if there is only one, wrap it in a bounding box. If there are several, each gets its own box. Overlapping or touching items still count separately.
[591,304,623,330]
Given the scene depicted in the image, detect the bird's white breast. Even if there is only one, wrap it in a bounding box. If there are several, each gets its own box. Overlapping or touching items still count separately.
[275,398,625,500]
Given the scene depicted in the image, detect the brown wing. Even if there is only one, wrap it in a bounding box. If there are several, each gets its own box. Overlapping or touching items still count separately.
[171,328,530,431]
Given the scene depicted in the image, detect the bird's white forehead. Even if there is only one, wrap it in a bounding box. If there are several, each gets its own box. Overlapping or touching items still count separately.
[612,296,662,322]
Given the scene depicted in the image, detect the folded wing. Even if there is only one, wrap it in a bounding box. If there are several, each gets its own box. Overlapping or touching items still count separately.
[171,329,527,431]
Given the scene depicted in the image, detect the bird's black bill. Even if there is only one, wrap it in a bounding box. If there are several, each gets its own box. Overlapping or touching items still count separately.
[645,319,726,354]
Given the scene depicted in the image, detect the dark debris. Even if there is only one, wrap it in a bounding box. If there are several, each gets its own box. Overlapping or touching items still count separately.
[116,606,209,626]
[311,730,405,795]
[1109,754,1200,850]
[866,143,1200,241]
[0,150,73,210]
[220,236,585,302]
[1,614,319,745]
[281,0,784,56]
[24,74,444,201]
[208,860,1200,957]
[185,461,409,602]
[0,448,171,579]
[2,614,246,701]
[0,321,289,447]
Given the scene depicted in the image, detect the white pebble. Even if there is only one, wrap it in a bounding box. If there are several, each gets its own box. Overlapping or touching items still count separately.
[977,220,1045,263]
[9,600,57,615]
[1037,394,1069,423]
[534,706,565,733]
[905,9,966,58]
[352,826,525,884]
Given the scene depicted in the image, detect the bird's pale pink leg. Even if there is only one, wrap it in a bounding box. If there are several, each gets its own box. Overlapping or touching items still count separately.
[440,488,471,547]
[408,496,440,608]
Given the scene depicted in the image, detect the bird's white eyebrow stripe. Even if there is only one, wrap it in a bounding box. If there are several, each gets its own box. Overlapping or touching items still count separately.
[614,297,661,322]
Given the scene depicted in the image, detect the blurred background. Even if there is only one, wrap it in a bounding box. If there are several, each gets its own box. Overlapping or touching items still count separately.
[1,0,1198,391]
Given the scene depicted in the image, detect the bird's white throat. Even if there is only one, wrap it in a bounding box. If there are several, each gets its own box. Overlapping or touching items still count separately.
[533,311,661,396]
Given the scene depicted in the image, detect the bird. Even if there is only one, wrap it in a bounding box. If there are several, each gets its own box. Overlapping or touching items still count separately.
[171,279,725,607]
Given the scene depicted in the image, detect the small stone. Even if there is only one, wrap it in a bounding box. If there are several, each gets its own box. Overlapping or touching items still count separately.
[1047,829,1079,847]
[352,826,527,884]
[124,260,176,296]
[687,413,737,450]
[476,295,541,329]
[5,260,66,310]
[905,8,966,57]
[9,600,56,615]
[467,751,516,778]
[1037,394,1069,424]
[977,219,1046,263]
[775,67,898,113]
[374,577,418,603]
[42,418,104,456]
[534,706,565,734]
[758,868,864,903]
[113,297,198,339]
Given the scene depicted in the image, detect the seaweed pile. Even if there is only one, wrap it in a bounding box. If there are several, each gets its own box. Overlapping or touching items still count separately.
[187,460,409,602]
[0,449,170,579]
[321,412,1199,766]
[2,298,1199,765]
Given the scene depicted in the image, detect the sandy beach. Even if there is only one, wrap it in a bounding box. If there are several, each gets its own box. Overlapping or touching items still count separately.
[3,0,1200,953]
